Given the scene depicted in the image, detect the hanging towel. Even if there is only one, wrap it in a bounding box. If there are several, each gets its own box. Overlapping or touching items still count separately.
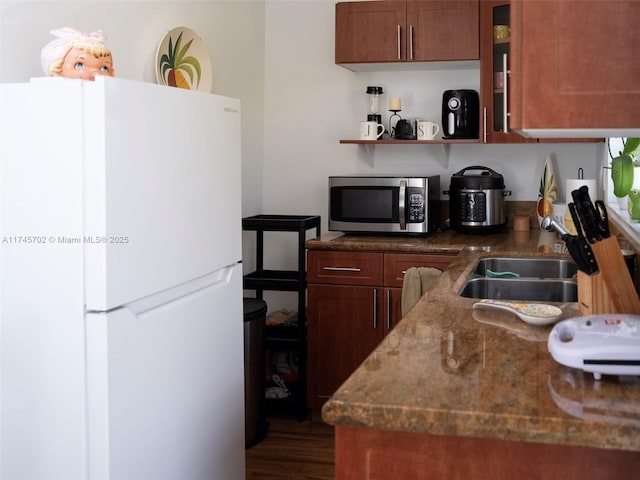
[401,267,442,317]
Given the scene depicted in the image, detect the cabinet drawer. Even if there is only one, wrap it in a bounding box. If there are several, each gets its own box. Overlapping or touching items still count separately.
[384,253,457,287]
[308,251,383,286]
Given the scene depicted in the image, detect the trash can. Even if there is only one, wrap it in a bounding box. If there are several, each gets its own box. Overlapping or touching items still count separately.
[243,297,269,448]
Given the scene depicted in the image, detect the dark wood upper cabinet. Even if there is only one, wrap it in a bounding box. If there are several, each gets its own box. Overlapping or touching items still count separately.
[479,0,602,143]
[335,1,407,63]
[336,1,479,66]
[479,0,535,143]
[407,1,479,62]
[510,0,640,135]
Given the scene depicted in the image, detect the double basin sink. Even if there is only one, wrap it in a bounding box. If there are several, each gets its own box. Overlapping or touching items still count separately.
[460,257,578,302]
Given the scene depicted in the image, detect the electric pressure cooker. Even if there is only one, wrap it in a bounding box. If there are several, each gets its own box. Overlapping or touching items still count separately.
[445,166,511,233]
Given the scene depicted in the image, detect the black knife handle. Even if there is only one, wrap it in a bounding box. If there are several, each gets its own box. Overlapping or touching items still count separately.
[571,187,601,243]
[563,233,598,274]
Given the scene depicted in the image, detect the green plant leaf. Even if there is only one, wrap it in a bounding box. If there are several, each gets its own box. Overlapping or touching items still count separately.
[612,153,634,197]
[622,137,640,158]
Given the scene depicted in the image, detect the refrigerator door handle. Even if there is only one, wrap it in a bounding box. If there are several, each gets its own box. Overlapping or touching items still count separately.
[85,263,244,479]
[95,263,239,316]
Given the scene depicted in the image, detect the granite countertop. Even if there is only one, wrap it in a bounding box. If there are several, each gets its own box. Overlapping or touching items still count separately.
[312,228,640,452]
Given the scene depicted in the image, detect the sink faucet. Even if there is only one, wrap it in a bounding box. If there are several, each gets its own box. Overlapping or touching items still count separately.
[541,215,570,238]
[541,215,598,274]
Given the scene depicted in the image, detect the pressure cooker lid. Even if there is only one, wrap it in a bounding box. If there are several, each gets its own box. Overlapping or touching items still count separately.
[450,165,505,189]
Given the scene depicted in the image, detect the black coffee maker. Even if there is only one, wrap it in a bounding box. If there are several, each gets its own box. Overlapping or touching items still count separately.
[441,90,479,139]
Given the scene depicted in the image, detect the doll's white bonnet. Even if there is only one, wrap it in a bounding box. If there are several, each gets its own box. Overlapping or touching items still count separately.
[41,27,107,75]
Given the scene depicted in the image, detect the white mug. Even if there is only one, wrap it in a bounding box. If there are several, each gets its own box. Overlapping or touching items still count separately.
[360,121,384,140]
[417,121,440,140]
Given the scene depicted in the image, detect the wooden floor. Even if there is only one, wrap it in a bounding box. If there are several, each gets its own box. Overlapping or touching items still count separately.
[245,413,335,479]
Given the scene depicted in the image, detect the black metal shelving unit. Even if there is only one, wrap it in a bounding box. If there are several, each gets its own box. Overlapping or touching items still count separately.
[242,214,321,420]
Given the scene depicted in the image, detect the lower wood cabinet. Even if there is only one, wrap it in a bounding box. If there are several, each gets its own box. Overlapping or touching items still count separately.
[334,425,640,480]
[307,283,383,404]
[307,250,456,410]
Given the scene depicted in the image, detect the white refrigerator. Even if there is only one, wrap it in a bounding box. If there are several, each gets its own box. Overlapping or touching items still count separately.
[0,77,245,479]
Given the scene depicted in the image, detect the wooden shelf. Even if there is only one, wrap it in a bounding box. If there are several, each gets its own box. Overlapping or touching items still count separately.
[339,139,480,145]
[339,138,480,168]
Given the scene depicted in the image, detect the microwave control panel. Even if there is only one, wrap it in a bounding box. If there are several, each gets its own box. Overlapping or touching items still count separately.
[407,189,425,223]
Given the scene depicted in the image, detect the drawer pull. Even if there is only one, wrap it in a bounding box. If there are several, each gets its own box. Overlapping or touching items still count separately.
[323,266,362,272]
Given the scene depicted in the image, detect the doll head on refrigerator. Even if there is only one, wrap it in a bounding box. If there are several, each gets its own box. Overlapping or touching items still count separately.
[41,28,115,80]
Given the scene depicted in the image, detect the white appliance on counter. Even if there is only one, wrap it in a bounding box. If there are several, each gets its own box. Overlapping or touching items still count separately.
[0,77,245,480]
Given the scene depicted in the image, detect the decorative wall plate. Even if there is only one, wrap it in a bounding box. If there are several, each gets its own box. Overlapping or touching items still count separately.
[537,154,557,228]
[156,26,213,92]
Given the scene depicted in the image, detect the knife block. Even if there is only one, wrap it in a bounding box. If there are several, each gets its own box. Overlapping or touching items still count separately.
[577,271,616,315]
[577,237,640,315]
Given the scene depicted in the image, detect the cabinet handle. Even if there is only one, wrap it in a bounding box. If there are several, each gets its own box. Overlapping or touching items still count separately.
[386,289,392,330]
[483,107,487,143]
[373,288,378,329]
[322,266,362,272]
[502,53,509,133]
[397,25,401,60]
[409,25,414,61]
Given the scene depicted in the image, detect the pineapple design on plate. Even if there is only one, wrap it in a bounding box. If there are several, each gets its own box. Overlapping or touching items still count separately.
[155,27,212,93]
[159,31,201,89]
[537,154,558,228]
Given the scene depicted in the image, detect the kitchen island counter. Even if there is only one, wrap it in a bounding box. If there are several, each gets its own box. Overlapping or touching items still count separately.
[308,228,640,474]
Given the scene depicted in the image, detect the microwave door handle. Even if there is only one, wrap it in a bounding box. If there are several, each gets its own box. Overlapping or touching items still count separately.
[399,180,407,230]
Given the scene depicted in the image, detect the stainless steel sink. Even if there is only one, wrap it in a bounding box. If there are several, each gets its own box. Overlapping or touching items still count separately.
[473,257,578,279]
[461,256,578,302]
[460,277,578,302]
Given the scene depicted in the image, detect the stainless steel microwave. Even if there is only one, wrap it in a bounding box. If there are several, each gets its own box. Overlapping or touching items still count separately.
[328,175,440,234]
